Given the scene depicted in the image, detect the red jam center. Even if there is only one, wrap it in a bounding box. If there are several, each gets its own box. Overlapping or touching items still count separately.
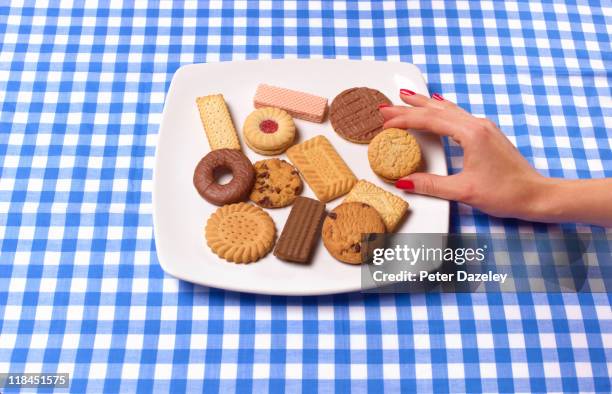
[259,119,279,133]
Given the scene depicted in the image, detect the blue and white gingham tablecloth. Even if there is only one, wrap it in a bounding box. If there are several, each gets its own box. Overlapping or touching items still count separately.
[0,1,610,392]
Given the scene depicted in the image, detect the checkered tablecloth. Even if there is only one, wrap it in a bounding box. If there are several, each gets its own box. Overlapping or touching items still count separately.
[1,1,610,393]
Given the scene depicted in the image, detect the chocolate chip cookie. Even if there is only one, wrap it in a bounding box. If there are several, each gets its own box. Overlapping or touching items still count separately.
[250,159,303,208]
[321,202,386,264]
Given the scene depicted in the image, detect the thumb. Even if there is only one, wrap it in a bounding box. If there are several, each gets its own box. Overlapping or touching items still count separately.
[395,173,464,201]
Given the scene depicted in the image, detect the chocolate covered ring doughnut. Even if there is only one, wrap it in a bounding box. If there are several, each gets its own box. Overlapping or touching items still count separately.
[193,149,256,206]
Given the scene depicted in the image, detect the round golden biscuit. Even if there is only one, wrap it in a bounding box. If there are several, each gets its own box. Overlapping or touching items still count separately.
[243,107,296,155]
[368,128,422,183]
[321,202,386,264]
[205,203,276,264]
[250,159,303,208]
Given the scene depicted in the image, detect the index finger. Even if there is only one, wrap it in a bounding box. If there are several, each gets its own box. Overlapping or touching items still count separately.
[380,106,467,141]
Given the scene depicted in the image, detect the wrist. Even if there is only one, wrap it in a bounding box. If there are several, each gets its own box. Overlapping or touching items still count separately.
[520,176,566,223]
[529,178,612,226]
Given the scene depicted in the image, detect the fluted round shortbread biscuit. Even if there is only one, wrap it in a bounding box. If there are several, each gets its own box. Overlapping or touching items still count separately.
[243,107,296,155]
[368,128,422,183]
[205,203,276,264]
[322,202,385,264]
[250,159,302,208]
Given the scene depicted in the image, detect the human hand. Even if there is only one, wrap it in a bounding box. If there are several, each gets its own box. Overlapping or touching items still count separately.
[379,90,551,221]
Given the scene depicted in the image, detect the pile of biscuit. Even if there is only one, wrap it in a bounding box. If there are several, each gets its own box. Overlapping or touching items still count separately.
[193,84,422,265]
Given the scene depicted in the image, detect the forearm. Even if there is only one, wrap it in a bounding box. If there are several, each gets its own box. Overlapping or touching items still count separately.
[529,178,612,227]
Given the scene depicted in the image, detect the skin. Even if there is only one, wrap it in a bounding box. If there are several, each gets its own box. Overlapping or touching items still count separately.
[381,91,612,227]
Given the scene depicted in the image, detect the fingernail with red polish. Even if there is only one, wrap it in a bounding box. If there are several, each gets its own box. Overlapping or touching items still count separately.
[400,89,415,96]
[395,179,415,190]
[378,103,390,109]
[432,93,444,101]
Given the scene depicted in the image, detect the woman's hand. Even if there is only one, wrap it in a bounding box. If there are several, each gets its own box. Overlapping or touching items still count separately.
[380,90,612,227]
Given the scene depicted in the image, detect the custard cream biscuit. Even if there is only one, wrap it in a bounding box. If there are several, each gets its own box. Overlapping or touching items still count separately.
[286,135,357,202]
[196,94,241,150]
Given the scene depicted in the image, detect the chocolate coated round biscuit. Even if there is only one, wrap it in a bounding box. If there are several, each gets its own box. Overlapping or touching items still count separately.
[193,149,255,206]
[329,87,392,143]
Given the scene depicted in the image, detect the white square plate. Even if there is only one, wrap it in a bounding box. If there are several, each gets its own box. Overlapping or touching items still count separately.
[153,59,449,296]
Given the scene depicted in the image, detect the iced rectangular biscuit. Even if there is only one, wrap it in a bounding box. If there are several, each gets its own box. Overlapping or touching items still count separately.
[254,84,328,123]
[196,94,241,150]
[344,180,408,232]
[287,135,357,202]
[274,197,326,263]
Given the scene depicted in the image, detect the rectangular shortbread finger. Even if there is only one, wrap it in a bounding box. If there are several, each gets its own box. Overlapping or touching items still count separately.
[196,94,241,150]
[254,84,328,123]
[287,135,357,202]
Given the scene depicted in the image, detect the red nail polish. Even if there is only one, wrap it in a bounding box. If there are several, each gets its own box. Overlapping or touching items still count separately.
[432,93,444,101]
[378,103,390,109]
[400,89,415,96]
[395,179,415,190]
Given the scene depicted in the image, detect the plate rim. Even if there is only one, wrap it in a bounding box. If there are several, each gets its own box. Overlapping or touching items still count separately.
[152,58,450,296]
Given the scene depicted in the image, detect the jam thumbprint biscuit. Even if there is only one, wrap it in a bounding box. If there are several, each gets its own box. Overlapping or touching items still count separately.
[321,202,385,264]
[250,159,303,208]
[243,107,296,155]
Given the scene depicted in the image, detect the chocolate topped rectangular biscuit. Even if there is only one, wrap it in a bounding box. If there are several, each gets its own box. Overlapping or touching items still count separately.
[274,197,326,263]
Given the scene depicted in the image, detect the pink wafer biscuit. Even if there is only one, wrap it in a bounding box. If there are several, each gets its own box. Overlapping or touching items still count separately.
[254,84,328,123]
